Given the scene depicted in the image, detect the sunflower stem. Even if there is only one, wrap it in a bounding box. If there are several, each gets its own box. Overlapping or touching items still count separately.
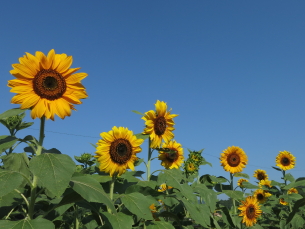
[230,173,237,214]
[108,174,116,214]
[28,116,46,219]
[146,138,153,181]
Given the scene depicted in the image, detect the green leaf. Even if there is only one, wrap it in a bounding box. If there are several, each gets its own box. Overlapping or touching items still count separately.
[131,110,145,116]
[272,166,282,171]
[42,148,61,154]
[56,188,84,207]
[284,179,305,190]
[0,218,54,229]
[121,192,154,220]
[134,158,144,166]
[70,175,116,213]
[91,174,112,183]
[134,133,150,140]
[102,212,134,229]
[290,214,305,229]
[284,173,295,183]
[29,153,75,197]
[249,224,264,229]
[0,135,18,153]
[222,190,244,200]
[233,173,250,179]
[0,170,24,196]
[44,203,74,221]
[90,143,97,148]
[242,182,259,189]
[17,122,34,131]
[146,221,175,229]
[286,197,305,225]
[0,189,24,219]
[0,108,25,119]
[192,183,217,212]
[220,207,235,227]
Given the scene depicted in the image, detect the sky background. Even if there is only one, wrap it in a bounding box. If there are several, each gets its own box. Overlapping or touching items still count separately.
[1,1,305,188]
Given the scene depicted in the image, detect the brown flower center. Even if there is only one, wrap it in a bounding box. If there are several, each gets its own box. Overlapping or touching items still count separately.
[110,139,132,164]
[246,204,256,219]
[154,116,166,136]
[281,157,290,166]
[33,69,66,100]
[257,173,266,181]
[165,150,178,163]
[257,193,264,201]
[227,153,240,167]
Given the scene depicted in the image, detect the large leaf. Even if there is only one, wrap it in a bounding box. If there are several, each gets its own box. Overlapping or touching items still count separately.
[145,221,175,229]
[29,153,75,197]
[242,182,259,189]
[134,133,150,140]
[0,189,24,219]
[0,170,24,196]
[233,173,250,179]
[192,183,217,212]
[286,197,305,225]
[70,175,115,213]
[121,192,154,220]
[222,190,244,200]
[0,136,18,153]
[0,218,54,229]
[102,212,133,229]
[0,108,25,119]
[284,179,305,190]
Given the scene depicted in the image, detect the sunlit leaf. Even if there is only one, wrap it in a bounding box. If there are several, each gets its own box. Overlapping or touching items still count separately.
[0,108,25,119]
[0,218,54,229]
[0,170,24,196]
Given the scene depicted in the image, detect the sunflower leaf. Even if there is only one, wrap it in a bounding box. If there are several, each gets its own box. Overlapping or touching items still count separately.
[102,212,134,229]
[242,182,259,189]
[131,110,145,116]
[135,133,150,140]
[145,221,176,229]
[70,175,116,214]
[0,170,24,196]
[0,108,26,119]
[0,135,18,153]
[0,218,54,229]
[284,173,295,183]
[271,166,282,171]
[233,173,250,179]
[29,153,75,197]
[120,192,154,220]
[222,190,244,200]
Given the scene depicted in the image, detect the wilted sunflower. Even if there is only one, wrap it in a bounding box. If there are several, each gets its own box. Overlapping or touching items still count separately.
[238,196,262,227]
[253,169,268,181]
[276,151,296,171]
[259,179,272,188]
[288,188,298,194]
[142,100,178,148]
[279,198,289,206]
[95,126,144,176]
[158,140,184,169]
[220,146,248,174]
[158,183,173,192]
[8,49,88,120]
[237,178,248,188]
[253,189,272,204]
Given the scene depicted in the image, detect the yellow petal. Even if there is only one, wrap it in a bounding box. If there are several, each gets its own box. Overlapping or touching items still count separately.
[65,73,88,84]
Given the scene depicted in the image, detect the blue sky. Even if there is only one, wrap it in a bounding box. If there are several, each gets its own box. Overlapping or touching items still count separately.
[1,1,305,186]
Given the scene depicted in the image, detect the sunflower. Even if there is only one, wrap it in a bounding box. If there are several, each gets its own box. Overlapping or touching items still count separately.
[220,146,248,174]
[238,196,262,227]
[259,179,272,188]
[276,151,296,171]
[253,189,272,204]
[253,169,268,181]
[158,140,184,169]
[237,178,248,188]
[279,198,289,205]
[185,162,197,173]
[95,126,144,176]
[288,188,298,194]
[158,183,173,192]
[142,100,178,148]
[8,49,88,120]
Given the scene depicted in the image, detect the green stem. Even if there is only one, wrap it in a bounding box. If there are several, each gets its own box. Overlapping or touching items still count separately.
[146,138,153,181]
[28,116,46,219]
[108,175,116,214]
[74,205,79,229]
[230,173,236,214]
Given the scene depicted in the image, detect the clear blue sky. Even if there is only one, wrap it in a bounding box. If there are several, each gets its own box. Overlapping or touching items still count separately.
[1,1,305,185]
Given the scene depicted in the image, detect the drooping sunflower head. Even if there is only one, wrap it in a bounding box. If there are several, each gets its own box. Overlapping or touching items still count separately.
[94,126,144,176]
[276,151,296,171]
[259,179,272,189]
[288,187,298,194]
[279,198,289,206]
[158,140,184,169]
[8,49,88,120]
[253,169,268,181]
[220,146,248,174]
[253,189,272,204]
[238,196,262,227]
[237,179,248,188]
[158,183,173,192]
[142,100,178,148]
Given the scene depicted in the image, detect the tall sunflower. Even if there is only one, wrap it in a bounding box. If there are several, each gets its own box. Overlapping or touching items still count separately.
[253,169,268,181]
[8,49,88,120]
[288,187,298,194]
[259,179,272,188]
[95,126,144,176]
[220,146,248,174]
[158,140,184,169]
[276,151,296,171]
[253,189,272,204]
[238,196,262,227]
[237,178,248,188]
[142,100,178,148]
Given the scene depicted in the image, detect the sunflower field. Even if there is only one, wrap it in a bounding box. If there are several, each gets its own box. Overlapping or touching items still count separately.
[1,49,305,229]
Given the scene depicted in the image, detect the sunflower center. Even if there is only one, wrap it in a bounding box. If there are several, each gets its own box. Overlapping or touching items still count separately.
[110,139,132,164]
[281,157,290,166]
[33,69,66,100]
[154,116,166,136]
[257,194,264,201]
[227,153,240,167]
[165,150,178,162]
[246,204,256,219]
[257,173,266,181]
